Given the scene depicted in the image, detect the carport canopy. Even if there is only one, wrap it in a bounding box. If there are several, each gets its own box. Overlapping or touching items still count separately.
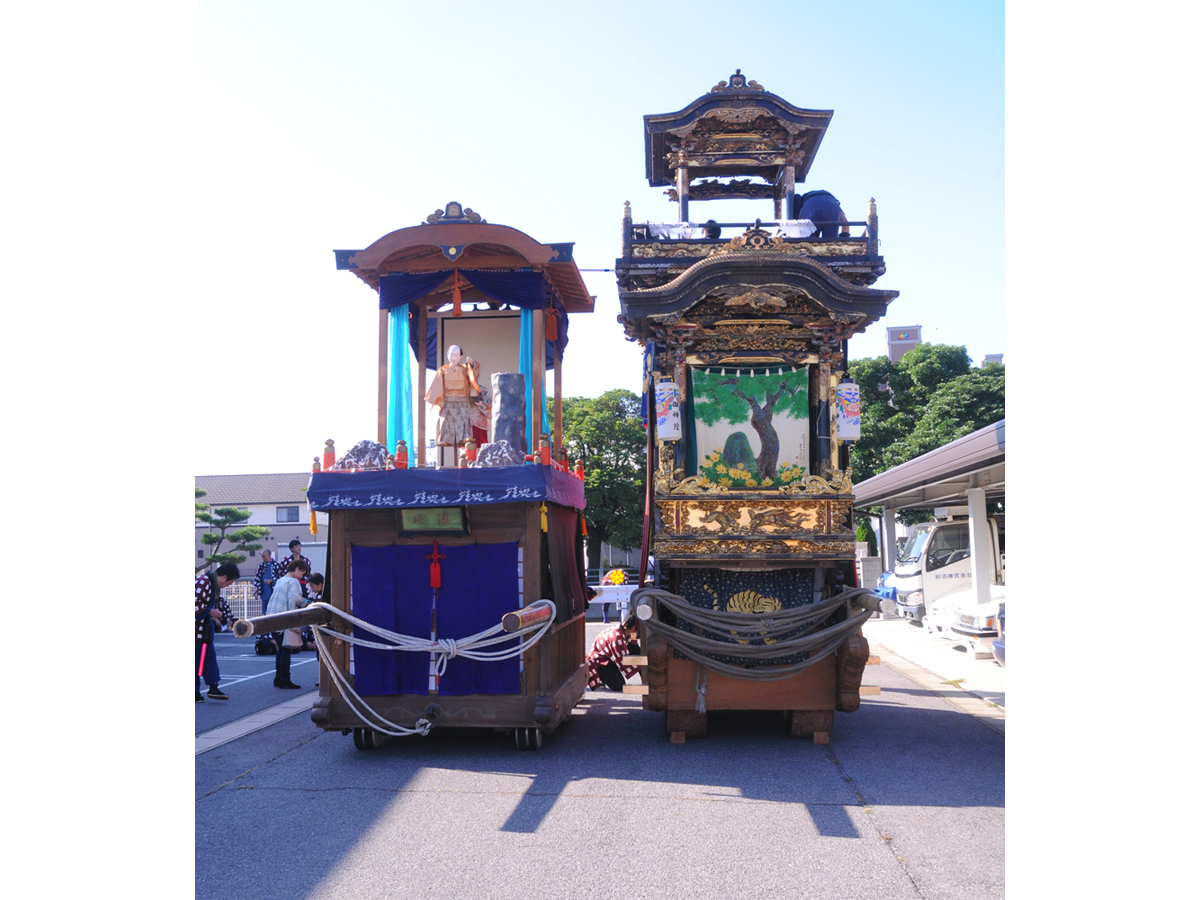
[852,419,1004,582]
[852,419,1005,512]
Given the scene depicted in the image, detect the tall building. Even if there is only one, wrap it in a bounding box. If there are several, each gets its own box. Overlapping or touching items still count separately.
[886,325,921,362]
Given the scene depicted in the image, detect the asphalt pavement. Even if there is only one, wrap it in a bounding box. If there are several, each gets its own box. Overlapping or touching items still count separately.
[196,616,1003,899]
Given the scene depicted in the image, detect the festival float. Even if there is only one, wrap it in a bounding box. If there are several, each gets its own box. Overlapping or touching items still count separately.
[617,72,898,742]
[234,202,596,750]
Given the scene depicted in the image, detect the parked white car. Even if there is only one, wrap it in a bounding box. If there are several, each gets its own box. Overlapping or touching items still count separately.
[923,582,1006,659]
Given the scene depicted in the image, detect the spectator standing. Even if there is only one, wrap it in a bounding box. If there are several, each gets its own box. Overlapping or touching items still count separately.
[280,540,312,596]
[266,559,309,689]
[255,549,277,617]
[196,563,240,702]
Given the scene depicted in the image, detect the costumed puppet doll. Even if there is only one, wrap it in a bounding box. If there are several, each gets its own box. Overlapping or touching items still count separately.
[424,344,482,449]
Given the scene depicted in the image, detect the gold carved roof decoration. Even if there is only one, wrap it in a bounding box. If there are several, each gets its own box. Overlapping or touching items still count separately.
[657,469,854,497]
[629,238,867,261]
[708,70,766,93]
[719,286,787,311]
[423,201,485,225]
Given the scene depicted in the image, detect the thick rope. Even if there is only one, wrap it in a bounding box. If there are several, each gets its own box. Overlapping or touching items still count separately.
[635,587,873,706]
[306,599,557,738]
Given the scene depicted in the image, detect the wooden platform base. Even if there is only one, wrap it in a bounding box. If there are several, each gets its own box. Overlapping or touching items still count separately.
[665,709,708,739]
[786,709,834,741]
[312,663,587,734]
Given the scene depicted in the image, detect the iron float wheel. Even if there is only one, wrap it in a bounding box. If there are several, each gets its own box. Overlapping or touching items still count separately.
[515,727,543,751]
[353,727,383,751]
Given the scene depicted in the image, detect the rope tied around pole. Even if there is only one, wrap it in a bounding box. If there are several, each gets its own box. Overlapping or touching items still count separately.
[633,587,876,684]
[305,599,557,738]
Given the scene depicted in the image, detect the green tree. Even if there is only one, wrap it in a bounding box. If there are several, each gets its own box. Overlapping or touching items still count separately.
[561,390,647,573]
[847,355,904,484]
[848,347,1003,530]
[855,519,878,556]
[692,368,808,480]
[848,344,974,483]
[196,503,273,573]
[895,343,972,412]
[885,365,1006,467]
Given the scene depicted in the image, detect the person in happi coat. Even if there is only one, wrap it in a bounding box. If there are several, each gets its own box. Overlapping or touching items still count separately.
[585,613,641,691]
[278,540,311,586]
[196,563,240,702]
[254,549,277,616]
[298,573,324,652]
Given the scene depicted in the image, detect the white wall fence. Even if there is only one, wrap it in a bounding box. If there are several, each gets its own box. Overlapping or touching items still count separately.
[218,579,264,622]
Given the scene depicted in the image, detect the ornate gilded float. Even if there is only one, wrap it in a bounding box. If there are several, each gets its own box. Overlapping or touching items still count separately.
[617,72,899,742]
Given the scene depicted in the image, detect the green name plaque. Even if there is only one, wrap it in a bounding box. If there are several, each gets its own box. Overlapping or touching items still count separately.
[396,506,470,536]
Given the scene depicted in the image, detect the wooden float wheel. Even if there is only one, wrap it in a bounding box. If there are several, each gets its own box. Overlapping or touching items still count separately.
[785,710,833,744]
[514,727,544,751]
[353,727,383,751]
[665,709,707,741]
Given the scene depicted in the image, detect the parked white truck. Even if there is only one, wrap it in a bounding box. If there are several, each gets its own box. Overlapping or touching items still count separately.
[878,508,1005,624]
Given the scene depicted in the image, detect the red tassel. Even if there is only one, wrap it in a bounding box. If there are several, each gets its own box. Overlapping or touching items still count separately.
[452,270,463,318]
[427,540,446,589]
[545,309,558,341]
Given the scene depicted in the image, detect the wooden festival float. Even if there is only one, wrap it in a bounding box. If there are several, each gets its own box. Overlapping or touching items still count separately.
[616,72,899,743]
[234,203,596,750]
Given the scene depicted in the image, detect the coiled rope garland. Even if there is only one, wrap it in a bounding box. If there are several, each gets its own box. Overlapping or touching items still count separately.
[633,587,876,711]
[304,599,557,737]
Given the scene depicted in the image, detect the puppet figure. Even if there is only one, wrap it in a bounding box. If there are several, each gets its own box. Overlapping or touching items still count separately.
[424,344,481,448]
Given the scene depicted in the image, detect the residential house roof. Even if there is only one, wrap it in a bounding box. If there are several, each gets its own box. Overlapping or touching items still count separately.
[195,473,311,507]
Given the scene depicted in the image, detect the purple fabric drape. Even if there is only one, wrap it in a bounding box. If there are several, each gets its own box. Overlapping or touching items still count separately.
[435,542,522,696]
[350,545,436,696]
[379,270,566,369]
[379,271,453,310]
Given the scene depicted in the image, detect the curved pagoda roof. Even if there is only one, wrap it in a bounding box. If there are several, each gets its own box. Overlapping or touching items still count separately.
[618,238,898,343]
[644,69,834,190]
[334,202,595,313]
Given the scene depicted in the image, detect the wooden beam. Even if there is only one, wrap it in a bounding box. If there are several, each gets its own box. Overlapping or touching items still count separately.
[622,655,649,666]
[622,684,650,695]
[860,685,882,695]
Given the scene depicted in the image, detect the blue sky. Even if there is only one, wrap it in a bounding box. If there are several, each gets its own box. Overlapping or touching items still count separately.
[190,0,1003,474]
